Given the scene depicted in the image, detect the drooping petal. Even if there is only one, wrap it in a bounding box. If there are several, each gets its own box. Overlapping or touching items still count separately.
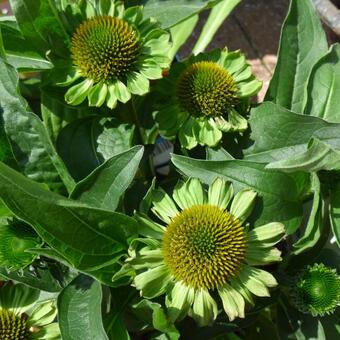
[88,82,108,107]
[134,264,172,299]
[106,84,118,109]
[27,300,57,327]
[245,266,278,288]
[247,222,285,246]
[227,109,248,132]
[237,78,263,98]
[167,281,195,322]
[191,289,218,327]
[218,283,245,321]
[246,247,282,265]
[230,188,257,223]
[208,178,233,209]
[194,118,222,147]
[65,79,93,106]
[238,266,270,297]
[135,214,165,239]
[114,80,132,103]
[230,277,254,305]
[179,117,198,150]
[127,72,150,95]
[151,188,179,223]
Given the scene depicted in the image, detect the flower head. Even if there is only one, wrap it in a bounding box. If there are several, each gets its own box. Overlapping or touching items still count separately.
[128,178,285,326]
[291,263,340,316]
[155,49,262,149]
[60,2,171,108]
[0,282,60,339]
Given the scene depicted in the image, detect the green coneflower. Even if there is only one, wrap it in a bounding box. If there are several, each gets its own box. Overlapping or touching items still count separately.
[60,1,171,108]
[155,49,262,149]
[128,178,285,326]
[0,282,60,339]
[291,263,340,316]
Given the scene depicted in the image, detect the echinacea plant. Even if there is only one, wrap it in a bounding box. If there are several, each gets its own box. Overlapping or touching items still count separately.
[0,0,339,338]
[155,49,262,148]
[129,178,285,325]
[59,1,171,108]
[0,282,60,339]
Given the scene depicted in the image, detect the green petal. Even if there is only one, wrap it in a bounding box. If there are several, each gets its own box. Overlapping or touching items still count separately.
[88,82,108,107]
[246,247,282,265]
[135,214,165,239]
[28,300,57,327]
[106,84,118,109]
[168,281,195,322]
[218,283,245,321]
[114,80,131,103]
[230,189,257,223]
[230,277,254,305]
[179,117,198,150]
[173,178,206,209]
[248,222,285,246]
[237,78,262,98]
[224,50,247,75]
[112,1,124,17]
[123,6,143,26]
[214,116,232,132]
[127,72,149,95]
[208,178,233,209]
[239,266,270,297]
[151,188,179,223]
[246,266,278,288]
[194,118,222,147]
[130,248,164,270]
[134,264,172,298]
[65,79,93,106]
[30,322,60,340]
[140,59,163,79]
[143,32,171,56]
[191,289,218,327]
[228,109,248,132]
[0,283,39,314]
[234,66,252,82]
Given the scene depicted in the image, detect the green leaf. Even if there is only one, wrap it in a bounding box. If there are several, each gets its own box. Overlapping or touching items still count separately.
[292,174,325,254]
[330,182,340,246]
[57,117,135,181]
[171,154,308,234]
[168,14,198,60]
[133,0,210,28]
[246,102,340,165]
[265,0,328,112]
[0,221,42,270]
[0,56,75,193]
[0,259,78,292]
[71,146,144,211]
[0,161,138,273]
[9,0,69,56]
[192,0,240,55]
[0,22,53,70]
[304,44,340,123]
[266,138,340,173]
[58,275,109,340]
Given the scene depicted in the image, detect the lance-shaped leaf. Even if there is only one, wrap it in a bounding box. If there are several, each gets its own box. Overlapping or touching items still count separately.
[71,146,144,211]
[304,44,340,123]
[265,0,328,112]
[171,154,308,234]
[0,54,75,193]
[58,275,109,340]
[246,102,340,165]
[0,161,138,272]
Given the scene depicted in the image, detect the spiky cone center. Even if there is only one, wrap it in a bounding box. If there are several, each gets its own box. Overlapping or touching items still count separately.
[177,61,238,118]
[71,15,140,82]
[162,204,246,290]
[0,309,30,339]
[294,265,340,316]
